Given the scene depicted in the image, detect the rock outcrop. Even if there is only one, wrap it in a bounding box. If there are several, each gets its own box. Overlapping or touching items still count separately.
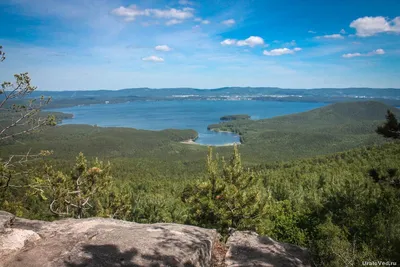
[225,231,311,267]
[0,211,311,267]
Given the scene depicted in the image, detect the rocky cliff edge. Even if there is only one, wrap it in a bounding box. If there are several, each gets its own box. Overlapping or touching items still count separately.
[0,211,311,267]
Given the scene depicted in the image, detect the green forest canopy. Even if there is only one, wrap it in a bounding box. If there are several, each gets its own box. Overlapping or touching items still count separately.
[1,100,400,266]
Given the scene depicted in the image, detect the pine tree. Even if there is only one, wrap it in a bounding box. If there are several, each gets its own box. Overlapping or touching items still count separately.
[376,110,400,139]
[182,145,268,236]
[32,153,118,219]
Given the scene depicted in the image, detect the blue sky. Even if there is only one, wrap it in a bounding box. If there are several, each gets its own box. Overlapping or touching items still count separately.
[0,0,399,90]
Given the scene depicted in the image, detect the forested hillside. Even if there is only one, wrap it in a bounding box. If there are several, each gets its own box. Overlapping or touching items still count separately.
[1,96,399,266]
[209,101,399,161]
[4,134,398,266]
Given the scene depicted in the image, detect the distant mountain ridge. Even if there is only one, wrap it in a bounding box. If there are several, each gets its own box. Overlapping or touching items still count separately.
[31,87,400,100]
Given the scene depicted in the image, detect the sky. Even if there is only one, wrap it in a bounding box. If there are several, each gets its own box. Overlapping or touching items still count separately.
[0,0,399,90]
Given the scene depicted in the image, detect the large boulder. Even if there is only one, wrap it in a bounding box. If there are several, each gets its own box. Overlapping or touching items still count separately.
[1,212,218,267]
[0,211,42,263]
[0,212,312,267]
[225,231,311,267]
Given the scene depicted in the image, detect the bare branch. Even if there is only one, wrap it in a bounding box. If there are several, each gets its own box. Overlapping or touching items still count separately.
[50,200,70,216]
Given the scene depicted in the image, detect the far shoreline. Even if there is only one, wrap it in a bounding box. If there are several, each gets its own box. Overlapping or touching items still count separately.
[180,139,241,147]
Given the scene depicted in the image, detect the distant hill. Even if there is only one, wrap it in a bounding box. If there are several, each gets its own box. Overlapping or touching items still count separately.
[30,87,400,99]
[254,101,400,128]
[208,101,398,161]
[9,87,397,109]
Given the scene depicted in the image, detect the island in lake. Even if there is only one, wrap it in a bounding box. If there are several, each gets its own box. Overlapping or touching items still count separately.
[220,114,251,121]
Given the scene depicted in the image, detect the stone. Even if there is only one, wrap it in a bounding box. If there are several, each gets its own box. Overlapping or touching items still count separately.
[0,211,42,263]
[0,211,15,233]
[1,216,218,267]
[0,212,312,267]
[225,231,311,267]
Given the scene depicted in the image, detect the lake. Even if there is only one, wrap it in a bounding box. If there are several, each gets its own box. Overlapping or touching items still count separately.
[50,100,327,145]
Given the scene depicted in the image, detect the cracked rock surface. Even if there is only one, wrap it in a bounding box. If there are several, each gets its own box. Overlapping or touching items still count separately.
[0,211,310,267]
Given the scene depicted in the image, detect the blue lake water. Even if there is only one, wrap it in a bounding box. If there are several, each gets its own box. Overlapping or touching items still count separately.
[50,100,327,146]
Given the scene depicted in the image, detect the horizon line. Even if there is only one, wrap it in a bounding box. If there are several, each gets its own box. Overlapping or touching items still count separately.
[34,86,400,92]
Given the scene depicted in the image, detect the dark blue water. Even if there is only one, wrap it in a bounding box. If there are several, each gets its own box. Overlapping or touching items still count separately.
[50,100,327,145]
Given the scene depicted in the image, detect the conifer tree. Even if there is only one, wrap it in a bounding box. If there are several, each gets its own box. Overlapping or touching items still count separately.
[32,153,116,219]
[182,145,267,236]
[376,110,400,139]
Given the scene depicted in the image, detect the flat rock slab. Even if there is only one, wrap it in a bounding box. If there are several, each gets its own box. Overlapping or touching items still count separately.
[225,231,311,267]
[1,215,218,267]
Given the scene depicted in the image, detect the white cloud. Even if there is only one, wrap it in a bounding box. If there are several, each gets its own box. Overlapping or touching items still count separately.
[142,56,164,62]
[317,34,344,39]
[111,5,194,22]
[152,7,194,19]
[373,48,385,55]
[155,45,172,52]
[166,19,183,25]
[221,36,265,47]
[308,30,316,34]
[222,19,235,26]
[340,29,346,34]
[342,52,362,58]
[263,47,302,56]
[237,36,265,47]
[220,39,237,46]
[350,16,400,37]
[342,48,385,58]
[111,5,147,22]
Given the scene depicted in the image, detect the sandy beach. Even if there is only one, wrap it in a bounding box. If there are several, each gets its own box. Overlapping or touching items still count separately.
[180,139,240,146]
[209,129,236,134]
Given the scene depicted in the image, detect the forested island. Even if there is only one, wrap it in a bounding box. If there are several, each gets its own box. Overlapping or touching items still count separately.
[220,114,251,121]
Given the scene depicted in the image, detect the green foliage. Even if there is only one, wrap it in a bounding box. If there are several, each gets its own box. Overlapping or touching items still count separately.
[209,101,399,162]
[2,98,400,266]
[182,145,267,236]
[95,187,133,220]
[31,153,115,219]
[376,110,400,139]
[258,142,400,265]
[181,142,400,265]
[263,200,308,246]
[310,218,363,267]
[0,46,57,212]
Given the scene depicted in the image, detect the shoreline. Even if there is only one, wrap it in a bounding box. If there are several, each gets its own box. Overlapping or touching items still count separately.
[180,139,241,147]
[211,129,234,133]
[208,128,238,134]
